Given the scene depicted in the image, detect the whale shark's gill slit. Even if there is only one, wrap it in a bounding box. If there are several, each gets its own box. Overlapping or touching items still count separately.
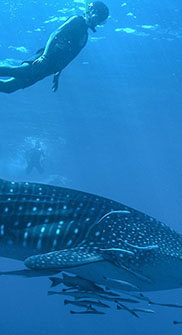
[120,239,159,251]
[100,248,134,256]
[98,210,131,224]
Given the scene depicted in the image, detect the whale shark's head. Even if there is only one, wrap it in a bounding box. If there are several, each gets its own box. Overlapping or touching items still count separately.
[65,209,182,292]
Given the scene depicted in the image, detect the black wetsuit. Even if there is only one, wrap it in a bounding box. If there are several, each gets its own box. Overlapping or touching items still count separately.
[0,16,88,93]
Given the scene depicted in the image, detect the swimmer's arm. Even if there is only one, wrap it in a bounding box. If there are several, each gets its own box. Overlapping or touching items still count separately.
[52,71,61,92]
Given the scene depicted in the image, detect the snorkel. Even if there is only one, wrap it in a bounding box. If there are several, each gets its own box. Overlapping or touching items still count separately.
[84,1,109,32]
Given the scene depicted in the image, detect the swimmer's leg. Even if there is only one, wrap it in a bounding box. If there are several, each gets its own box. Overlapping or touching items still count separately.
[0,78,23,93]
[26,164,34,175]
[0,63,30,78]
[36,163,44,174]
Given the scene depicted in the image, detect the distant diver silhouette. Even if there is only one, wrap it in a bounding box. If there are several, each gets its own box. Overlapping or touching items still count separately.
[0,2,109,94]
[25,142,45,175]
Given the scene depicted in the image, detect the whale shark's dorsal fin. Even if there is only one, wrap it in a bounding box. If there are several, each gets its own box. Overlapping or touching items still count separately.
[24,246,103,270]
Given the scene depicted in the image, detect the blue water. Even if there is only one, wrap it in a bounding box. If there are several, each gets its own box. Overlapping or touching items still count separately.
[0,0,182,333]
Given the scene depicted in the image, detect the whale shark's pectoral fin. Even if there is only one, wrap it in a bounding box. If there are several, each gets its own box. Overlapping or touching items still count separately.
[24,247,103,270]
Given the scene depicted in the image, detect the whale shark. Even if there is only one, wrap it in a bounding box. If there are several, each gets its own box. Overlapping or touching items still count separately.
[1,178,182,293]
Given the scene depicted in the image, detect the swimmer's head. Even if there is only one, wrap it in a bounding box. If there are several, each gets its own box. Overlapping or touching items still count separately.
[87,1,109,30]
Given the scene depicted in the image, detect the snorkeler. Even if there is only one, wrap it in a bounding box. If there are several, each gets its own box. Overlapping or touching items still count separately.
[0,1,109,94]
[25,141,45,175]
